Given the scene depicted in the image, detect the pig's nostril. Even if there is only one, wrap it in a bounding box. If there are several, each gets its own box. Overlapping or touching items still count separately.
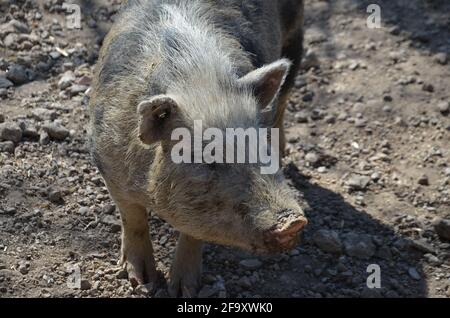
[265,216,308,250]
[276,216,308,235]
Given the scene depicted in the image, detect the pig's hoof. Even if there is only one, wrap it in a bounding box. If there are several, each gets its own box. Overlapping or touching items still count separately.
[168,269,201,298]
[119,249,157,288]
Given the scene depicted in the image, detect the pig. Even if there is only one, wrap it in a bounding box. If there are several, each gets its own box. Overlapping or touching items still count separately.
[89,0,306,297]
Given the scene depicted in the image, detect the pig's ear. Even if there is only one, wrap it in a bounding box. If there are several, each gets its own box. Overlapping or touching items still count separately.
[137,95,180,145]
[239,59,291,109]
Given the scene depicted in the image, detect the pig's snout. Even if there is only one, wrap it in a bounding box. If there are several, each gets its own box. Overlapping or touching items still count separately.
[264,212,307,252]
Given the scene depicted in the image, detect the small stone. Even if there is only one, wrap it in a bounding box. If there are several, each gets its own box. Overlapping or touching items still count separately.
[313,230,342,254]
[116,269,128,280]
[18,264,29,275]
[239,259,262,270]
[417,174,429,186]
[433,52,448,65]
[347,175,371,190]
[433,218,450,241]
[412,239,436,254]
[77,75,92,86]
[371,172,381,181]
[49,51,61,60]
[48,188,63,204]
[444,167,450,177]
[305,152,319,165]
[102,204,116,215]
[354,118,367,128]
[58,71,75,90]
[20,122,39,140]
[383,105,392,113]
[0,19,29,36]
[68,84,89,96]
[102,215,122,233]
[0,122,22,143]
[80,279,92,290]
[343,233,376,259]
[39,131,50,145]
[295,111,309,123]
[324,115,336,124]
[302,50,320,70]
[422,83,434,93]
[6,64,34,85]
[0,76,13,89]
[30,108,57,121]
[317,166,327,173]
[42,123,70,141]
[0,141,14,153]
[237,276,252,289]
[383,95,393,102]
[78,207,89,215]
[437,101,449,114]
[408,267,421,281]
[4,33,18,48]
[424,254,440,265]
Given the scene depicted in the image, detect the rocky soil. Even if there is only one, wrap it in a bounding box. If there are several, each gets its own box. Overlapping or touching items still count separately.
[0,0,449,298]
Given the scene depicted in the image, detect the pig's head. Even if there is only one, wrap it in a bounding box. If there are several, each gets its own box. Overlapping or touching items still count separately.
[137,59,307,254]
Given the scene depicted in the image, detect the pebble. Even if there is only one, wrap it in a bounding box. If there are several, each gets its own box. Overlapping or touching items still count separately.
[305,152,320,165]
[422,83,434,93]
[0,122,23,143]
[354,118,367,128]
[0,19,29,36]
[417,174,429,186]
[48,188,63,204]
[18,262,29,275]
[102,215,122,233]
[347,175,371,190]
[39,131,50,145]
[408,267,421,281]
[437,101,449,114]
[433,52,448,65]
[42,123,70,141]
[68,84,89,96]
[412,239,436,254]
[433,218,450,241]
[237,276,252,289]
[30,108,57,121]
[295,112,309,123]
[6,64,34,85]
[313,230,342,254]
[80,279,92,290]
[343,233,376,259]
[0,76,13,89]
[58,71,76,90]
[302,50,320,70]
[0,141,14,153]
[239,259,262,270]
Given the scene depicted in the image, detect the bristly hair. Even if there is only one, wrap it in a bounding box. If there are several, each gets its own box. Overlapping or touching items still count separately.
[114,0,259,130]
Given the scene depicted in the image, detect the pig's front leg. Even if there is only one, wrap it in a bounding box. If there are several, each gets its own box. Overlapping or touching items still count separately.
[168,234,203,297]
[116,201,157,288]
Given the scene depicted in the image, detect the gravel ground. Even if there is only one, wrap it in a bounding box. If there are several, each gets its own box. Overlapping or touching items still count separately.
[0,0,449,298]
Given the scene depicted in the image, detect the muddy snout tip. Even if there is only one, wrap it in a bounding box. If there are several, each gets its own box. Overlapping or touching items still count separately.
[265,216,308,251]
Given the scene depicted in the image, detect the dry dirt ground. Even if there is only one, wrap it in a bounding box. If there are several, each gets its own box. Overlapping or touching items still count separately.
[0,0,449,298]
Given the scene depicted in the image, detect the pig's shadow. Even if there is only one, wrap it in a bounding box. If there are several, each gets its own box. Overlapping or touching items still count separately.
[205,163,427,297]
